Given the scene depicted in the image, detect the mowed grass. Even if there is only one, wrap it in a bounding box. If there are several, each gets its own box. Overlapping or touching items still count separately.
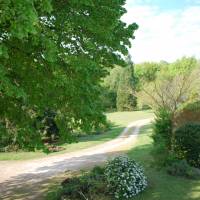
[106,110,153,126]
[127,124,200,200]
[0,110,153,161]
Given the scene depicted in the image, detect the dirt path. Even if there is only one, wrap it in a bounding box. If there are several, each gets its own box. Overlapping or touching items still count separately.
[0,118,153,200]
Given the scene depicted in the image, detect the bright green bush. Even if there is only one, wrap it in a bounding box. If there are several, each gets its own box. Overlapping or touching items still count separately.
[116,66,137,111]
[105,156,147,199]
[174,123,200,168]
[151,108,174,167]
[152,109,173,149]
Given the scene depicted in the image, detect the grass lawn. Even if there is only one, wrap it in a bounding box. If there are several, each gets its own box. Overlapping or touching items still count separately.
[106,110,153,126]
[127,124,200,200]
[0,110,153,161]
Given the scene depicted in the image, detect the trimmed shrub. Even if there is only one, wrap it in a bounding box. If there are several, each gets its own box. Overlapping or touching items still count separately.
[105,156,147,199]
[174,123,200,168]
[152,108,173,149]
[151,108,175,167]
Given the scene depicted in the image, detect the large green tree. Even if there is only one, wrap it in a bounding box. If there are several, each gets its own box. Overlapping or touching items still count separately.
[0,0,138,150]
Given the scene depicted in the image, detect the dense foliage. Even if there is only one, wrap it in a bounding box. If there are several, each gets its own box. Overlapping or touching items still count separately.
[101,57,200,112]
[152,109,173,150]
[116,66,137,111]
[0,0,138,150]
[174,123,200,168]
[135,61,162,89]
[105,156,147,199]
[102,60,137,111]
[151,108,173,166]
[137,57,200,112]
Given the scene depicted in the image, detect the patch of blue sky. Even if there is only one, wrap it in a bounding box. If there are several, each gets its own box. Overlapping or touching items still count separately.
[127,0,200,11]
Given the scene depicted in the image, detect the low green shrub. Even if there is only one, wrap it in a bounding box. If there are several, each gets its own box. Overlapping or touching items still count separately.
[167,160,200,180]
[105,156,147,199]
[174,123,200,168]
[60,166,108,200]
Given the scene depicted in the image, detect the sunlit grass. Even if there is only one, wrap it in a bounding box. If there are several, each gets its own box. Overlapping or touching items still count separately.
[106,110,154,126]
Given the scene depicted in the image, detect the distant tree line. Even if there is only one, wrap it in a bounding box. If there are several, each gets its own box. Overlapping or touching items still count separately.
[101,57,200,112]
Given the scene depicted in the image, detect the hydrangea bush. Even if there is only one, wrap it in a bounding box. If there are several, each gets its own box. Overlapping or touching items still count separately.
[105,156,147,199]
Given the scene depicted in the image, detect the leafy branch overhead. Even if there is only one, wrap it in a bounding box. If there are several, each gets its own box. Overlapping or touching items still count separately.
[0,0,138,150]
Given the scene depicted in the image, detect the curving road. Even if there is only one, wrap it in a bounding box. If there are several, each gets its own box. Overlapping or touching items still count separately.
[0,118,153,200]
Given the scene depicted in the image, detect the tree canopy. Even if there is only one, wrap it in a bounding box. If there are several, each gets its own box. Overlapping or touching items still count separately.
[0,0,138,150]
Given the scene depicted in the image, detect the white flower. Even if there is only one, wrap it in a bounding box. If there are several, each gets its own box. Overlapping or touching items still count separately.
[105,156,148,199]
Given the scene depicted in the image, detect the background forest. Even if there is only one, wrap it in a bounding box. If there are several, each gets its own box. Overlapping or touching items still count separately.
[102,56,200,112]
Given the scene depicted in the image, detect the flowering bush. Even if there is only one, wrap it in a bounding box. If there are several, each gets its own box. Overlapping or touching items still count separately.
[105,156,147,199]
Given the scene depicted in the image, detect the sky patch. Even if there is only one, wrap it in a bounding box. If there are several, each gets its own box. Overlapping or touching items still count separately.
[123,0,200,63]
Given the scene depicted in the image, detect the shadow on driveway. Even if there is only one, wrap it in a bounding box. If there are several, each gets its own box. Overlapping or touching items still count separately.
[0,150,125,200]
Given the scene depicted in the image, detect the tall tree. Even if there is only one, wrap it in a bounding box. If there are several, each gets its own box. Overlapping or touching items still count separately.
[116,55,137,111]
[101,66,123,111]
[0,0,138,150]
